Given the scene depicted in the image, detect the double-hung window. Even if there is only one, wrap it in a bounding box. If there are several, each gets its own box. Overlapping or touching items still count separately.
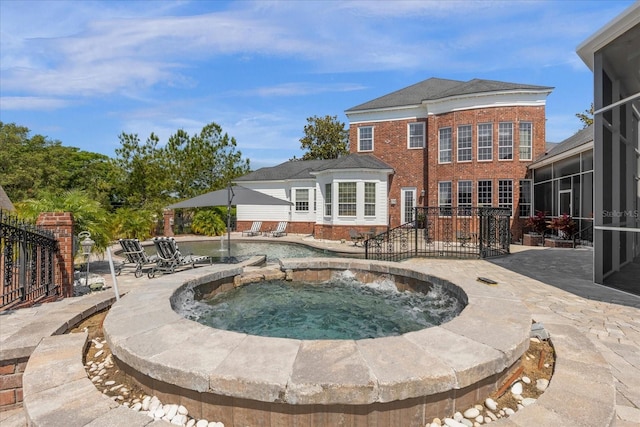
[519,122,532,160]
[364,182,376,216]
[457,125,472,162]
[458,180,472,215]
[338,182,357,216]
[358,126,373,152]
[324,183,332,216]
[408,122,425,148]
[498,179,513,215]
[295,189,309,212]
[438,181,452,216]
[498,122,513,160]
[518,180,532,217]
[478,180,492,207]
[439,127,452,163]
[478,123,493,161]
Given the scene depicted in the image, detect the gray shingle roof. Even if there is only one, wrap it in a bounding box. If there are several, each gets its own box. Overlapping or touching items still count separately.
[531,125,593,165]
[235,154,393,182]
[346,77,554,112]
[0,185,15,211]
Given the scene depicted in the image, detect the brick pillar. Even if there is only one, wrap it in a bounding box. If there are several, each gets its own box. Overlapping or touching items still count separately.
[163,209,174,236]
[36,212,74,298]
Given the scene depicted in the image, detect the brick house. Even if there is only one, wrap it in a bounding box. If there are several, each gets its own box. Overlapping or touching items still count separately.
[236,77,553,241]
[345,77,553,239]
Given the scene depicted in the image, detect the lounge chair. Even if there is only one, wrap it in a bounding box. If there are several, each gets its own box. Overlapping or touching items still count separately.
[349,228,364,246]
[148,237,211,278]
[242,221,262,237]
[270,221,288,237]
[116,239,158,278]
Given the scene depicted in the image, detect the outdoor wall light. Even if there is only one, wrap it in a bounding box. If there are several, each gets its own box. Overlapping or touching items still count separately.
[79,231,95,285]
[421,189,426,197]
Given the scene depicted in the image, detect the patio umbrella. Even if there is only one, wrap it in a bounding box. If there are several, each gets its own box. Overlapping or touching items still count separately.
[166,185,291,259]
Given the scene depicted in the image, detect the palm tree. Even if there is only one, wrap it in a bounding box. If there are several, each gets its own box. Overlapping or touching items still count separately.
[15,189,111,252]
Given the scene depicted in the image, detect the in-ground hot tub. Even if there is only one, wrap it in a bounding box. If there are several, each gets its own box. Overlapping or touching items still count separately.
[104,258,531,426]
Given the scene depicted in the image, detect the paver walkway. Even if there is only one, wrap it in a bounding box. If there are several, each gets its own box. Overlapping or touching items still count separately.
[1,237,639,426]
[405,245,640,426]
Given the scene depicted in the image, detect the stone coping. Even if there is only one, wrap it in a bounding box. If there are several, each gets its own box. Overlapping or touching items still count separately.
[22,331,166,427]
[0,291,116,361]
[14,255,616,425]
[19,321,616,426]
[104,258,532,405]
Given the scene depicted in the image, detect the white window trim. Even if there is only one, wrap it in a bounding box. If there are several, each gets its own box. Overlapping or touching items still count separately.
[498,179,513,217]
[518,179,532,217]
[498,122,514,161]
[438,127,452,164]
[364,182,376,217]
[407,122,425,149]
[358,126,374,152]
[477,179,493,207]
[457,124,473,163]
[519,122,533,161]
[294,188,309,212]
[477,123,493,162]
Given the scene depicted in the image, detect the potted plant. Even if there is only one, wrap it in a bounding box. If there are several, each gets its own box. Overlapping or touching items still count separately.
[550,213,577,238]
[545,213,577,247]
[523,211,547,246]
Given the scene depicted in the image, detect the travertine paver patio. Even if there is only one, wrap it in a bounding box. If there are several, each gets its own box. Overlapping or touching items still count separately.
[405,246,640,426]
[1,236,639,426]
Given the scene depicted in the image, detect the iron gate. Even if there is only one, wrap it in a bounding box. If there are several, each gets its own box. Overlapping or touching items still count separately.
[365,207,511,262]
[1,210,58,309]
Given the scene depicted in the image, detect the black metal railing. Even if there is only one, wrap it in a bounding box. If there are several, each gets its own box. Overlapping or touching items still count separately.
[1,209,58,310]
[573,222,594,247]
[365,207,511,261]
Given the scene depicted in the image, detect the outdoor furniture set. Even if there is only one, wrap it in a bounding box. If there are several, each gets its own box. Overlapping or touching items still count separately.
[241,221,288,237]
[116,237,211,279]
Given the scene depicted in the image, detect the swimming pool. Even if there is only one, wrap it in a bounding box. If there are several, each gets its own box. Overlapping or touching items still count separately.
[177,240,339,262]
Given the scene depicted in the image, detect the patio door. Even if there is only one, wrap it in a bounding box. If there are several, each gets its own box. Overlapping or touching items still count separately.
[401,188,416,224]
[559,189,572,216]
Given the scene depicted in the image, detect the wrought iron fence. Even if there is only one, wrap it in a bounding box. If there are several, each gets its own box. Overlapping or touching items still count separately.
[365,207,511,261]
[1,209,58,309]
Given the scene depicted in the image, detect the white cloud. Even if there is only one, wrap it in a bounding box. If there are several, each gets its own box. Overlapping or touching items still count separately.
[0,96,72,110]
[2,0,629,102]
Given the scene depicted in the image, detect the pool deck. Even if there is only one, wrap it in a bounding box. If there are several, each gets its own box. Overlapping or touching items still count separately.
[1,234,640,426]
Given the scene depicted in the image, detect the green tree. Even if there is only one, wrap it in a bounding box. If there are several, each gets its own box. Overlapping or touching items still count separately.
[0,122,114,204]
[163,123,251,199]
[110,207,158,240]
[576,103,594,128]
[15,190,111,253]
[294,115,349,160]
[111,132,168,208]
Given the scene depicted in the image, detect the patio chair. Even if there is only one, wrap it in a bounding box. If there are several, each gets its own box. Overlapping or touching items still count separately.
[148,237,211,278]
[349,228,364,246]
[242,221,262,237]
[270,221,288,237]
[116,239,158,278]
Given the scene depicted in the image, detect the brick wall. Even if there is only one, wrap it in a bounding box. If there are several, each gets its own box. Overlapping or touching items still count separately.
[163,209,175,237]
[350,106,545,240]
[0,357,28,410]
[350,118,428,228]
[36,212,74,298]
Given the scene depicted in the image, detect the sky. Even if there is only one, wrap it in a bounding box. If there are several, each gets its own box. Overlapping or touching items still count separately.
[0,0,636,170]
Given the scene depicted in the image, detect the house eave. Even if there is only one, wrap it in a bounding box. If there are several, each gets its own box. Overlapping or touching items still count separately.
[576,2,640,70]
[529,141,594,169]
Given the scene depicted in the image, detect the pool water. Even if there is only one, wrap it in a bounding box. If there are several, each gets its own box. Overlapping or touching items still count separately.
[178,240,337,262]
[181,272,463,340]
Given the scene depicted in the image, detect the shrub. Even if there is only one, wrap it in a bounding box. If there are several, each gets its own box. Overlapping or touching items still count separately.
[525,211,547,235]
[549,213,577,240]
